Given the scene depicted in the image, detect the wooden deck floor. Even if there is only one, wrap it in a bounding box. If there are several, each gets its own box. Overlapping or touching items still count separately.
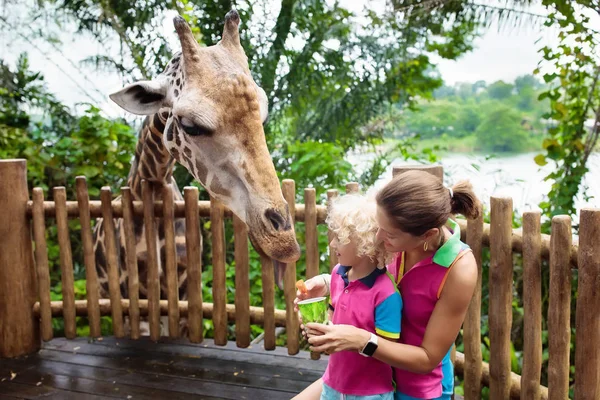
[0,336,327,399]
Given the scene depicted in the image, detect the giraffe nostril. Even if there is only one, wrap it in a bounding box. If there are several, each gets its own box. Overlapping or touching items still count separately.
[265,209,287,231]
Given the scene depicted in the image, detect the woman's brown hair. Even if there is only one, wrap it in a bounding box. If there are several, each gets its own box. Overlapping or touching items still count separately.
[375,170,481,237]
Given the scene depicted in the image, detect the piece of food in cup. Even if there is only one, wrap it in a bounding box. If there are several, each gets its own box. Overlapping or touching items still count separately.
[296,279,308,295]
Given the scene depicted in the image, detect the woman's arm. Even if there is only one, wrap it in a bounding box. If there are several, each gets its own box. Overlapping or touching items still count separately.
[307,254,477,374]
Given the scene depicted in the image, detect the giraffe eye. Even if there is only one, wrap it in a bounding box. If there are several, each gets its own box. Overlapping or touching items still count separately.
[179,117,213,136]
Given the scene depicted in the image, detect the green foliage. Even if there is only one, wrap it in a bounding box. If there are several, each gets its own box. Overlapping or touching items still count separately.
[534,0,600,228]
[1,54,137,315]
[392,75,548,153]
[487,80,514,100]
[475,106,531,152]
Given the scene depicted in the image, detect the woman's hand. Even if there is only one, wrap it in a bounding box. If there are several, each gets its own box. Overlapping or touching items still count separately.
[305,323,370,354]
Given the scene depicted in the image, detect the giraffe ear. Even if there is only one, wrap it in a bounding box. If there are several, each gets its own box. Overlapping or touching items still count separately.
[109,78,168,115]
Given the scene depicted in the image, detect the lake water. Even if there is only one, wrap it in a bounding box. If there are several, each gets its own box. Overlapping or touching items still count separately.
[350,151,600,223]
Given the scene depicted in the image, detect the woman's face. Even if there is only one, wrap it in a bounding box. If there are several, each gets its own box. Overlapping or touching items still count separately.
[375,206,422,253]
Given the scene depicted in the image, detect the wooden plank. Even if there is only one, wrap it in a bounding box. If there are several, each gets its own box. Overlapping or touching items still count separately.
[26,201,329,224]
[162,184,179,338]
[393,164,444,181]
[36,348,319,391]
[0,381,114,400]
[463,213,483,400]
[30,349,304,399]
[32,188,53,342]
[455,352,548,399]
[3,359,218,400]
[210,196,227,346]
[184,186,203,343]
[575,208,600,400]
[282,179,299,355]
[120,187,140,339]
[100,186,124,338]
[45,336,327,377]
[53,187,76,339]
[455,218,579,268]
[521,211,542,400]
[233,215,250,348]
[345,182,359,194]
[0,159,39,358]
[75,177,101,338]
[260,254,276,350]
[548,216,572,400]
[304,188,319,280]
[304,188,320,360]
[488,196,513,400]
[326,189,339,271]
[34,299,288,326]
[141,181,160,341]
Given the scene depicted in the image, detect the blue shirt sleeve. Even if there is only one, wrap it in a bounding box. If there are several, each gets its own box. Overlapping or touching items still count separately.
[374,292,402,339]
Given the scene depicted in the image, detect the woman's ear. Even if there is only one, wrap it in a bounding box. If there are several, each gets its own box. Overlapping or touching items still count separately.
[422,227,440,242]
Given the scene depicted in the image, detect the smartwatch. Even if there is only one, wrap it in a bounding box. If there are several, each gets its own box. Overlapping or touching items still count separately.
[359,333,378,357]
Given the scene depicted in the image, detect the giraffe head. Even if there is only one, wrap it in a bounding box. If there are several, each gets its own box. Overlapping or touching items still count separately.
[109,10,300,284]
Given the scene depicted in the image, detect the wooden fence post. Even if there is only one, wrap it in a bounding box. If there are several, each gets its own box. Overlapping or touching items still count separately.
[393,164,444,181]
[575,208,600,400]
[0,159,40,358]
[488,196,514,400]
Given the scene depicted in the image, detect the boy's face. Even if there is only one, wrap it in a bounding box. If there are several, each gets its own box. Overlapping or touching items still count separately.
[329,236,360,267]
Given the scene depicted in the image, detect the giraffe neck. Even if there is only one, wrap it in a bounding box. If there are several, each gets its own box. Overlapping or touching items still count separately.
[127,110,175,200]
[126,52,184,200]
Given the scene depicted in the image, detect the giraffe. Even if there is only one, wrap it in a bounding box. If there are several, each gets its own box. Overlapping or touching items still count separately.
[93,10,301,336]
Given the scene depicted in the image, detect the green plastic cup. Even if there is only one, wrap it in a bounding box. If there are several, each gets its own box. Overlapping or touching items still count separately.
[297,296,329,324]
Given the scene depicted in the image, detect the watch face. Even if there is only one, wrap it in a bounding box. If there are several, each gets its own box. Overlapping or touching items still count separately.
[363,341,377,356]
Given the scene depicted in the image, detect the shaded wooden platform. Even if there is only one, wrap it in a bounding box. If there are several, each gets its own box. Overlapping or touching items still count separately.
[0,337,327,399]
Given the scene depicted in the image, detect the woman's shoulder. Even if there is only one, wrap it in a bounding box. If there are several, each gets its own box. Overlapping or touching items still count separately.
[445,251,477,295]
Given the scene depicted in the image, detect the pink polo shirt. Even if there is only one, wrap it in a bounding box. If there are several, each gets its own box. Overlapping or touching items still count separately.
[322,264,403,395]
[387,219,471,399]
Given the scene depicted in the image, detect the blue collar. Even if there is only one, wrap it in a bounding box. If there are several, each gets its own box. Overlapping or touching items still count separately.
[336,265,385,288]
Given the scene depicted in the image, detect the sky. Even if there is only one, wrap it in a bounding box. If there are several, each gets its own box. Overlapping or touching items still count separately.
[1,0,589,118]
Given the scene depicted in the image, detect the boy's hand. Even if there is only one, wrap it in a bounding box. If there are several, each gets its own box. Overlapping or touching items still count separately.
[294,275,329,335]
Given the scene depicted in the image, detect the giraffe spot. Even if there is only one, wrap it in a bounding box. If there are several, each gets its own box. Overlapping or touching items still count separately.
[195,161,208,183]
[171,147,180,161]
[153,114,165,132]
[171,72,177,77]
[174,89,179,97]
[166,123,174,142]
[176,78,181,86]
[175,129,182,146]
[184,147,192,158]
[210,174,232,198]
[161,110,169,119]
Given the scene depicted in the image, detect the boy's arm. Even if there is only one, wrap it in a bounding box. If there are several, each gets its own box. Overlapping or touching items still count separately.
[374,292,403,342]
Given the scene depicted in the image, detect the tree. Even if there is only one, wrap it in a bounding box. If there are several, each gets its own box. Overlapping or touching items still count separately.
[487,80,514,100]
[475,106,530,152]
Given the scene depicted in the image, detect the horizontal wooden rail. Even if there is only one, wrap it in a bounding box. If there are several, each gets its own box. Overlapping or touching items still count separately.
[32,300,287,327]
[455,219,579,268]
[454,352,549,400]
[26,199,580,268]
[26,200,328,223]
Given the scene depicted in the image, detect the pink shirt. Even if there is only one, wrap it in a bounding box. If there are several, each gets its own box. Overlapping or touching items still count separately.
[322,264,402,395]
[387,219,471,398]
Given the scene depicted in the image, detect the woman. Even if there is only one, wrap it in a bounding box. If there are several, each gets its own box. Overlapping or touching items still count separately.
[294,170,481,400]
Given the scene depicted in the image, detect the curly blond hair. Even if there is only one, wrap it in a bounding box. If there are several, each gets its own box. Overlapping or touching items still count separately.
[326,193,391,267]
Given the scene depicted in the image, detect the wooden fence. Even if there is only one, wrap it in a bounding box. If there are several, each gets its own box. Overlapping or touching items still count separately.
[0,159,599,400]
